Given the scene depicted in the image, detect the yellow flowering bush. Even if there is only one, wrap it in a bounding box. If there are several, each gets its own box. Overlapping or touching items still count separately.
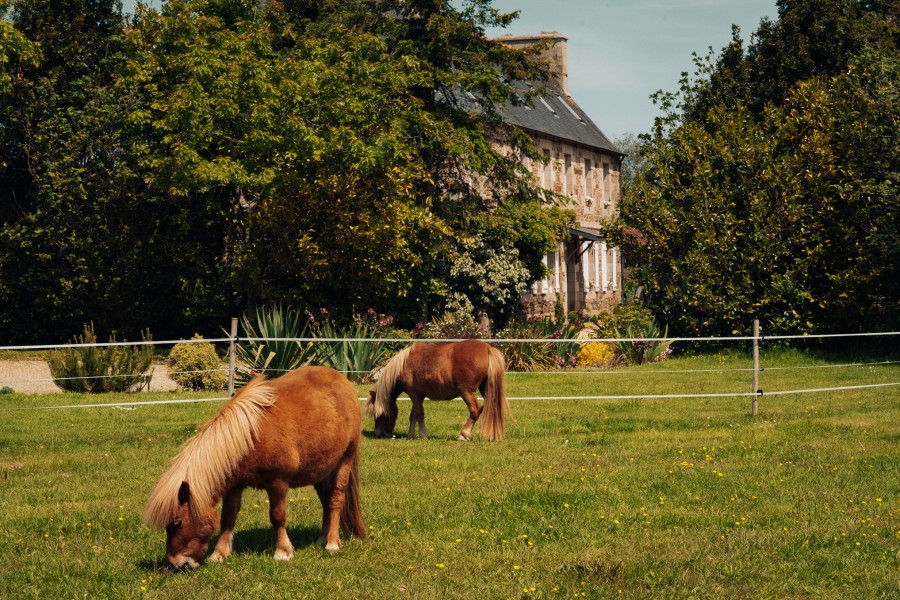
[576,342,618,367]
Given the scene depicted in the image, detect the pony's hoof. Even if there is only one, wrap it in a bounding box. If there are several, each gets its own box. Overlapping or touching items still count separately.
[324,542,341,554]
[273,549,294,561]
[457,434,471,441]
[208,551,226,563]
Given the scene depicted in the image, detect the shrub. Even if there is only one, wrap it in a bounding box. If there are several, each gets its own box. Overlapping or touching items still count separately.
[495,321,557,372]
[167,335,227,391]
[0,386,13,395]
[576,342,619,367]
[422,309,484,341]
[47,323,153,393]
[595,303,655,340]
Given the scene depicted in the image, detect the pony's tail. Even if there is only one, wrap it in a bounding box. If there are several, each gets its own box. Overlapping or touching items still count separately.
[480,346,510,441]
[340,444,367,540]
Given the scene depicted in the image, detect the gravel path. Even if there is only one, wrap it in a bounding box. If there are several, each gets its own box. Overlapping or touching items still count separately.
[0,360,177,394]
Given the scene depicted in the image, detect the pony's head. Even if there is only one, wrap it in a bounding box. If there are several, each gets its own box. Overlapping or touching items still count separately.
[144,376,276,569]
[366,347,410,438]
[366,389,398,438]
[163,482,220,570]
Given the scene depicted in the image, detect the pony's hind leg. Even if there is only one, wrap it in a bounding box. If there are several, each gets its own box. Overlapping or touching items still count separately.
[407,394,428,439]
[314,453,354,553]
[209,486,244,562]
[314,479,334,549]
[458,391,483,441]
[266,480,294,561]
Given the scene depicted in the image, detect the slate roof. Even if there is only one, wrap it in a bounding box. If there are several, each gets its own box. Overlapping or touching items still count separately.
[501,85,623,156]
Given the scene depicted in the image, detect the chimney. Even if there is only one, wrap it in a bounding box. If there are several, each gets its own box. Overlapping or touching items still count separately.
[494,32,569,95]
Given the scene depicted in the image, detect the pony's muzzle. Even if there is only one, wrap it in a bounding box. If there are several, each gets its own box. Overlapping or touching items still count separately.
[167,554,201,571]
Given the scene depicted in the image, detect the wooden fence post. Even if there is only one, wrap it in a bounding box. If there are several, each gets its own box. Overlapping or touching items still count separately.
[228,317,238,396]
[752,319,760,416]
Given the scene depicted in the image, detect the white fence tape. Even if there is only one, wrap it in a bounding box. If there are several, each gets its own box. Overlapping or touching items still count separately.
[4,381,898,411]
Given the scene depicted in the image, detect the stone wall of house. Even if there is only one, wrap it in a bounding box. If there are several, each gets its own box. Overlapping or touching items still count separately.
[530,137,621,226]
[522,135,623,320]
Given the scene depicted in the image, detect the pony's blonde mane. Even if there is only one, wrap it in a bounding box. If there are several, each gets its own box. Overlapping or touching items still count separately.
[143,376,277,528]
[369,346,411,418]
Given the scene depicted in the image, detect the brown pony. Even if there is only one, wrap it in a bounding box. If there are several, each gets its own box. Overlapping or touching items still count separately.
[144,367,366,569]
[366,339,509,441]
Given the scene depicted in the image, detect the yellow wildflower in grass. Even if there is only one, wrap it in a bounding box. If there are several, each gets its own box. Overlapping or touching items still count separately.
[576,342,618,367]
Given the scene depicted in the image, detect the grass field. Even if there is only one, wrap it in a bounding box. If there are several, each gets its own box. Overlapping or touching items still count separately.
[0,349,898,599]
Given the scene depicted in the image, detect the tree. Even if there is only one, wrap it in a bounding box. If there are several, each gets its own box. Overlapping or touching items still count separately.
[124,0,567,326]
[0,0,573,342]
[618,0,898,336]
[613,132,648,187]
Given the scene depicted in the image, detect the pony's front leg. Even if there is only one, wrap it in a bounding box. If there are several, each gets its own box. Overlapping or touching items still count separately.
[407,395,427,439]
[266,481,294,561]
[209,486,243,562]
[458,391,483,441]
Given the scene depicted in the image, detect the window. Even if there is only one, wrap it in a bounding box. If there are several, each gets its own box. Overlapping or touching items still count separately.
[603,162,611,206]
[552,250,560,291]
[601,240,609,291]
[584,159,594,214]
[611,247,618,291]
[542,149,552,190]
[564,154,572,196]
[585,159,593,195]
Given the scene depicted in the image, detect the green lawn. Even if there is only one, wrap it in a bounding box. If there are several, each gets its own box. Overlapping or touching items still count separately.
[0,350,897,599]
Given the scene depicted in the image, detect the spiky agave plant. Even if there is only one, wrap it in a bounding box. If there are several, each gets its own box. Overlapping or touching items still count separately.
[234,304,316,385]
[615,318,674,365]
[312,313,394,383]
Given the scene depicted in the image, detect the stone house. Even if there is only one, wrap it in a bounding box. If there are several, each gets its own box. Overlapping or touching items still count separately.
[496,33,624,319]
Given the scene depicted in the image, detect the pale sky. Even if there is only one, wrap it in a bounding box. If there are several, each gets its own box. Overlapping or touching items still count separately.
[485,0,780,139]
[126,1,780,141]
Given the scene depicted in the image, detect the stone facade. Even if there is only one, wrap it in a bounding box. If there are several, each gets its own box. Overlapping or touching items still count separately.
[496,33,624,319]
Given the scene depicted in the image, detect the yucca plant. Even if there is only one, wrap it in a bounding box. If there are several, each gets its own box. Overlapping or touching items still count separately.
[615,318,674,365]
[535,314,586,368]
[313,317,393,383]
[47,323,153,393]
[234,304,316,384]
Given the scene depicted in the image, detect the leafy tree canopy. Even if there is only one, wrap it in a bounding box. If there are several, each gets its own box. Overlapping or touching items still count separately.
[617,0,897,336]
[0,0,569,343]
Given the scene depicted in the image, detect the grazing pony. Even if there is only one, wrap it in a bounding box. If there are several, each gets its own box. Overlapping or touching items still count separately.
[366,339,509,441]
[144,367,366,569]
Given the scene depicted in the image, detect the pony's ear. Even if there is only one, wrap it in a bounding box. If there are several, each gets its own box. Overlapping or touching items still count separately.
[177,481,191,506]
